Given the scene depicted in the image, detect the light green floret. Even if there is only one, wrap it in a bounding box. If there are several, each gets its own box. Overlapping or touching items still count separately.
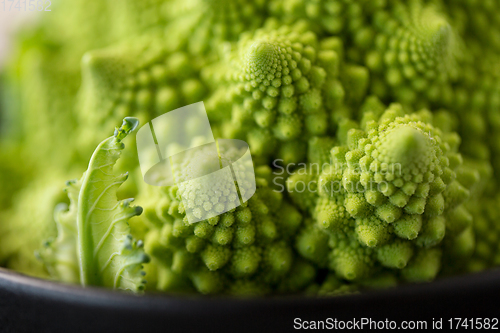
[1,0,164,171]
[458,195,500,273]
[338,102,475,247]
[164,0,267,55]
[139,165,314,295]
[306,274,359,297]
[294,218,375,281]
[78,31,208,152]
[360,0,460,106]
[204,20,346,164]
[444,0,500,52]
[170,142,255,223]
[406,0,500,188]
[269,0,386,36]
[446,46,500,182]
[287,99,476,283]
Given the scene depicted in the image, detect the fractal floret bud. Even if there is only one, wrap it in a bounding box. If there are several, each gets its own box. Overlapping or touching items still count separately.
[204,20,347,164]
[78,32,208,151]
[170,141,255,223]
[360,0,460,106]
[269,0,386,36]
[139,163,315,295]
[444,0,500,52]
[287,99,477,283]
[338,103,473,244]
[164,0,267,55]
[456,195,500,273]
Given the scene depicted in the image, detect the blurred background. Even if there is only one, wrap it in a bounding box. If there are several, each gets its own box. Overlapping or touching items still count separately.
[0,10,38,68]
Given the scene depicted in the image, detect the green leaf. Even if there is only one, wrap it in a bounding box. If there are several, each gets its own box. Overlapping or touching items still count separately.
[40,118,148,291]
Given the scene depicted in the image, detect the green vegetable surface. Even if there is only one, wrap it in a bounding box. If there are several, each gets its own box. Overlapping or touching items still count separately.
[0,0,499,296]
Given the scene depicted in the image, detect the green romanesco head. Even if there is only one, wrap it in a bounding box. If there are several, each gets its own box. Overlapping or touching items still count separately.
[269,0,385,36]
[138,161,314,295]
[165,0,267,55]
[170,142,255,222]
[79,34,207,147]
[287,100,477,282]
[361,1,459,105]
[204,20,346,164]
[338,104,467,227]
[455,195,500,273]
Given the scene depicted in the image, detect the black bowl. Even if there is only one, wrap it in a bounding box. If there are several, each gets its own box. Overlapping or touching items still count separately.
[0,267,499,333]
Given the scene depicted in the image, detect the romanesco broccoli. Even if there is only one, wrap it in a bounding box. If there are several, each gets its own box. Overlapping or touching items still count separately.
[287,101,476,282]
[0,0,500,297]
[136,145,313,294]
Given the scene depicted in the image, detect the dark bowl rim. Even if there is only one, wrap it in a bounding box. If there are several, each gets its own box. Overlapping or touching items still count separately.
[1,266,499,314]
